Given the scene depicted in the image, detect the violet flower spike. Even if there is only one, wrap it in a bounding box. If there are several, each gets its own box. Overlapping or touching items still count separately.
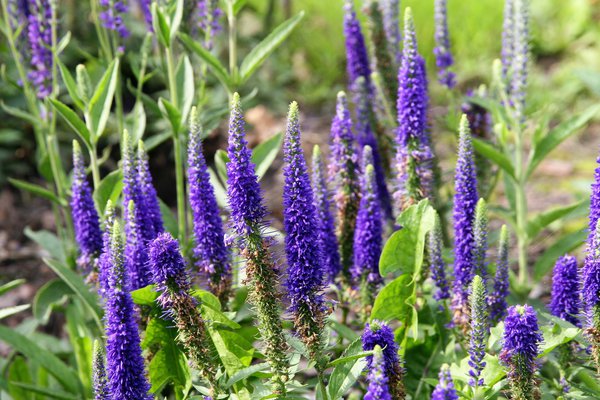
[549,255,581,327]
[282,103,328,371]
[489,225,510,324]
[124,200,151,290]
[99,0,129,38]
[26,0,53,98]
[510,0,529,124]
[433,0,456,88]
[137,140,164,238]
[92,340,109,400]
[137,0,152,29]
[343,0,372,87]
[499,305,543,400]
[97,201,116,298]
[428,211,450,302]
[197,0,222,50]
[365,345,392,400]
[380,0,402,66]
[432,364,458,400]
[311,145,342,284]
[451,115,479,329]
[501,0,515,82]
[362,321,405,399]
[187,107,232,304]
[583,218,600,371]
[468,275,489,388]
[71,140,103,276]
[103,221,151,400]
[328,92,361,283]
[472,198,489,285]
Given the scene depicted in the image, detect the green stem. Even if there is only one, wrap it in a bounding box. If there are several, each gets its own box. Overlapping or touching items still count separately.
[318,373,330,400]
[513,124,529,287]
[227,0,238,91]
[88,147,101,190]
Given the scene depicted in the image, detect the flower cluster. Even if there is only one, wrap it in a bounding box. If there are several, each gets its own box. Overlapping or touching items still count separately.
[99,0,129,38]
[468,275,488,387]
[549,255,581,327]
[433,0,456,88]
[365,345,392,400]
[432,365,458,400]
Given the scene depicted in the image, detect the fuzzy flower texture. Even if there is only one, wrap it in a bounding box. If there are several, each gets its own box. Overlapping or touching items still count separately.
[433,0,455,88]
[550,255,581,327]
[432,365,458,400]
[99,0,129,38]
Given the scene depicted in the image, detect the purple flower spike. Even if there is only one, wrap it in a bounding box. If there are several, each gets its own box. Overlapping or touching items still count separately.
[362,321,405,400]
[394,8,436,212]
[365,346,392,400]
[468,276,488,387]
[26,0,53,98]
[489,225,510,324]
[92,341,109,400]
[499,305,542,400]
[137,141,164,238]
[352,155,383,290]
[381,0,401,66]
[549,255,581,327]
[583,218,600,370]
[501,0,515,81]
[137,0,152,29]
[197,0,222,50]
[103,221,151,400]
[433,0,456,88]
[328,92,361,282]
[122,132,152,241]
[343,0,371,87]
[71,141,103,275]
[99,0,129,38]
[451,115,479,329]
[429,211,450,302]
[311,145,341,284]
[282,103,327,369]
[432,364,459,400]
[124,200,151,290]
[187,108,232,304]
[509,0,529,124]
[97,201,116,298]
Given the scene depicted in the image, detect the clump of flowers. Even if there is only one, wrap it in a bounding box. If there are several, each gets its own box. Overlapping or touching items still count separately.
[99,0,129,39]
[433,0,455,88]
[365,345,392,400]
[432,364,458,400]
[549,255,581,327]
[92,340,109,400]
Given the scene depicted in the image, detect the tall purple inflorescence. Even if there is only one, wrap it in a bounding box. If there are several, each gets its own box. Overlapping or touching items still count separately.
[394,8,435,212]
[124,200,150,290]
[428,211,450,302]
[362,321,405,399]
[432,364,458,400]
[137,0,152,29]
[71,141,103,276]
[226,93,289,395]
[353,149,384,312]
[343,0,371,88]
[99,0,129,38]
[92,341,109,400]
[137,141,164,237]
[489,225,510,324]
[282,103,328,371]
[380,0,401,66]
[509,0,529,124]
[501,0,514,81]
[468,276,488,388]
[97,201,115,297]
[187,108,232,304]
[329,92,361,283]
[365,346,392,400]
[549,255,581,327]
[25,0,53,98]
[499,305,542,400]
[451,115,479,329]
[197,0,222,49]
[472,198,489,285]
[433,0,455,88]
[311,145,341,284]
[103,221,151,400]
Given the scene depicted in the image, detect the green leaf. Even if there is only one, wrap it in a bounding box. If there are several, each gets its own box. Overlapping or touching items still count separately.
[56,58,84,111]
[9,179,65,206]
[214,149,229,184]
[208,329,254,376]
[88,58,120,140]
[9,383,78,400]
[175,54,194,124]
[159,199,178,238]
[152,3,171,46]
[131,284,159,306]
[472,138,516,180]
[224,363,270,388]
[1,102,38,126]
[328,317,359,342]
[233,0,247,15]
[0,279,25,296]
[251,132,283,180]
[144,131,172,151]
[7,356,32,400]
[527,104,600,179]
[538,315,580,357]
[327,339,367,400]
[239,11,305,83]
[169,0,184,41]
[326,350,373,368]
[0,325,81,393]
[179,33,232,91]
[379,200,435,277]
[56,31,71,54]
[33,279,72,323]
[42,258,103,330]
[93,170,123,215]
[526,199,587,240]
[126,102,147,144]
[0,305,30,320]
[533,229,587,280]
[208,168,228,209]
[158,97,182,135]
[24,227,66,264]
[371,274,414,323]
[49,98,92,150]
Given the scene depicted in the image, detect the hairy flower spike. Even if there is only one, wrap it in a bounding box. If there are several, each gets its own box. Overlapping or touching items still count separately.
[501,0,514,81]
[188,108,232,304]
[97,201,116,297]
[197,0,222,50]
[71,141,103,276]
[499,305,542,400]
[124,200,151,290]
[380,0,401,66]
[328,92,361,283]
[365,345,392,400]
[25,0,53,98]
[343,0,371,87]
[473,198,489,285]
[137,141,164,237]
[282,103,328,371]
[583,219,600,371]
[362,321,405,399]
[549,255,581,327]
[311,145,342,283]
[148,233,219,391]
[99,0,129,38]
[353,158,384,312]
[394,8,435,212]
[103,221,151,399]
[509,0,529,123]
[429,211,450,302]
[433,0,455,88]
[451,115,479,329]
[353,77,393,220]
[432,364,458,400]
[226,93,289,394]
[468,275,489,387]
[92,340,109,400]
[489,225,510,324]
